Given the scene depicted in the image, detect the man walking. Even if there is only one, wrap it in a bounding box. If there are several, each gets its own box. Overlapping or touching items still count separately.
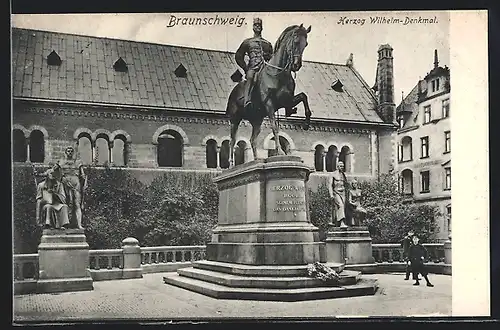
[408,235,434,287]
[401,230,415,280]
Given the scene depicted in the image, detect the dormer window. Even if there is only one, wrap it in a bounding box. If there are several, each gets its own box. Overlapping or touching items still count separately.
[230,70,243,82]
[113,57,128,72]
[431,78,440,92]
[47,50,62,66]
[174,64,187,78]
[398,115,404,129]
[331,79,344,92]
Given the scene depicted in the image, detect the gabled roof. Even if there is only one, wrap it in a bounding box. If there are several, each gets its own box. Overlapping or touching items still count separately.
[12,27,384,123]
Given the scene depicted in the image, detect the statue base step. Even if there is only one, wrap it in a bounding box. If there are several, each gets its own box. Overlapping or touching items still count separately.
[37,228,94,293]
[164,260,378,301]
[325,226,376,265]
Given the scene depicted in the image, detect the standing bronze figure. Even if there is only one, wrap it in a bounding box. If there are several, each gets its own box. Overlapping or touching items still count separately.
[226,22,312,166]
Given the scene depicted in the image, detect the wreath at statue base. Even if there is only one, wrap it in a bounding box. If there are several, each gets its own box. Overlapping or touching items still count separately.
[307,262,342,286]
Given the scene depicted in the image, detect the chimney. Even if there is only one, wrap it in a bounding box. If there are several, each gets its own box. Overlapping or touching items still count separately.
[375,44,396,124]
[433,49,439,68]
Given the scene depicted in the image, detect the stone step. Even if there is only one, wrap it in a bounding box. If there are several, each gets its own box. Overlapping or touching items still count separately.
[193,260,345,277]
[177,267,360,289]
[163,273,378,302]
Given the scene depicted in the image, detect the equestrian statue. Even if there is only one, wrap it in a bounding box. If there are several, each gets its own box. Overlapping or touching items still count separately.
[226,18,312,166]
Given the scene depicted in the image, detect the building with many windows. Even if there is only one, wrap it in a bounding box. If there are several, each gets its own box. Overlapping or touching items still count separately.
[12,27,398,188]
[396,50,451,242]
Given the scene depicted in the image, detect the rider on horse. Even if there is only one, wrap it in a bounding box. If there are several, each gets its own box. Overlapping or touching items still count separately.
[235,18,273,112]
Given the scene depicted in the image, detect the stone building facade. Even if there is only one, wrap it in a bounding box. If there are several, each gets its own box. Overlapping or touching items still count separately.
[395,50,451,242]
[12,27,397,187]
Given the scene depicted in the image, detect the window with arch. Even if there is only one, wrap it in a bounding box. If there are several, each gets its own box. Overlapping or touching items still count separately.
[325,145,338,172]
[205,139,218,169]
[219,140,230,169]
[401,169,413,195]
[235,140,247,166]
[112,135,128,167]
[268,136,290,157]
[338,146,352,173]
[157,130,183,167]
[400,136,413,162]
[13,129,27,162]
[29,130,45,163]
[95,134,111,166]
[77,133,93,165]
[314,145,325,172]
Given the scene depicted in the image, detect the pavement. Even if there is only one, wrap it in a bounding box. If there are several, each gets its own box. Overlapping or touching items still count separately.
[13,272,451,322]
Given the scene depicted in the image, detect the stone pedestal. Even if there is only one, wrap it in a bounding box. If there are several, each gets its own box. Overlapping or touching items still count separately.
[206,155,323,265]
[164,156,378,301]
[37,229,94,293]
[325,226,376,266]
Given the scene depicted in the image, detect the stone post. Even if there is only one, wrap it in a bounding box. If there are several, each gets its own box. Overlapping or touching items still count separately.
[444,235,452,265]
[121,237,143,279]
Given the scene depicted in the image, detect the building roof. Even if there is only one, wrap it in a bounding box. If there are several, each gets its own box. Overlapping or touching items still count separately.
[12,27,383,123]
[396,82,420,130]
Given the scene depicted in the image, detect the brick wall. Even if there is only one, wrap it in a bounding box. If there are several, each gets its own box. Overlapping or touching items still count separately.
[13,102,394,176]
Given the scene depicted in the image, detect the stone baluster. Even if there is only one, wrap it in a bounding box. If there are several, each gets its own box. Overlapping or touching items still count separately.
[121,237,143,279]
[155,252,159,263]
[172,251,177,263]
[18,262,24,280]
[95,256,100,270]
[181,251,186,262]
[388,249,393,263]
[107,256,112,270]
[147,253,152,264]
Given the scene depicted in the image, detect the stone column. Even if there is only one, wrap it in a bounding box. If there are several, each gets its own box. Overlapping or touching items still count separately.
[26,137,31,162]
[108,140,114,166]
[216,146,221,168]
[121,237,143,279]
[322,150,327,172]
[37,229,94,293]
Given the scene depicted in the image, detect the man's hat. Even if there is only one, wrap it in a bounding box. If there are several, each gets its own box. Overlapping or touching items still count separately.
[253,17,262,25]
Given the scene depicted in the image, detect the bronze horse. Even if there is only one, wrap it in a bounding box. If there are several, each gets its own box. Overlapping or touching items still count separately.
[226,24,312,166]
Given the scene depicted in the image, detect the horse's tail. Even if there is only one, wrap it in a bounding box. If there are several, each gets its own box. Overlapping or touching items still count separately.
[226,82,243,117]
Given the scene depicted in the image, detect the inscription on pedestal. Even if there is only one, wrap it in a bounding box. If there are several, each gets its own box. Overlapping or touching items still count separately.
[267,183,307,221]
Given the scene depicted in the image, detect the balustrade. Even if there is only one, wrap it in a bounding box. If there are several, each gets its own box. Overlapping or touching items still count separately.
[372,243,445,263]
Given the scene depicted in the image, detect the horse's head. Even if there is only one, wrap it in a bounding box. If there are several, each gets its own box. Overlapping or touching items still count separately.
[290,23,311,72]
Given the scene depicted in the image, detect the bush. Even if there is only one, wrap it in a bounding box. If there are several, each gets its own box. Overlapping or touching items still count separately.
[12,166,42,253]
[308,183,331,240]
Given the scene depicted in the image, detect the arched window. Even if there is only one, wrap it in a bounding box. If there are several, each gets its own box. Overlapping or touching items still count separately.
[325,145,338,172]
[235,140,247,166]
[205,139,218,169]
[268,136,290,157]
[13,129,27,162]
[77,134,93,165]
[401,169,413,195]
[112,136,127,166]
[338,146,352,173]
[219,140,230,169]
[95,134,110,166]
[401,136,413,162]
[314,145,325,171]
[29,130,45,163]
[157,130,183,167]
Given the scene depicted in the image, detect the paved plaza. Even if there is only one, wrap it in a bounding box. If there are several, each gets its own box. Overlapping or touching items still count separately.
[13,272,451,322]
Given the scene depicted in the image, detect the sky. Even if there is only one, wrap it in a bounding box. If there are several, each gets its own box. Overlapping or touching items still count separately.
[11,11,450,104]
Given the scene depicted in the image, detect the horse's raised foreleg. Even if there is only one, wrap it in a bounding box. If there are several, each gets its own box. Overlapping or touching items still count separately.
[250,118,263,160]
[229,119,241,168]
[289,92,312,130]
